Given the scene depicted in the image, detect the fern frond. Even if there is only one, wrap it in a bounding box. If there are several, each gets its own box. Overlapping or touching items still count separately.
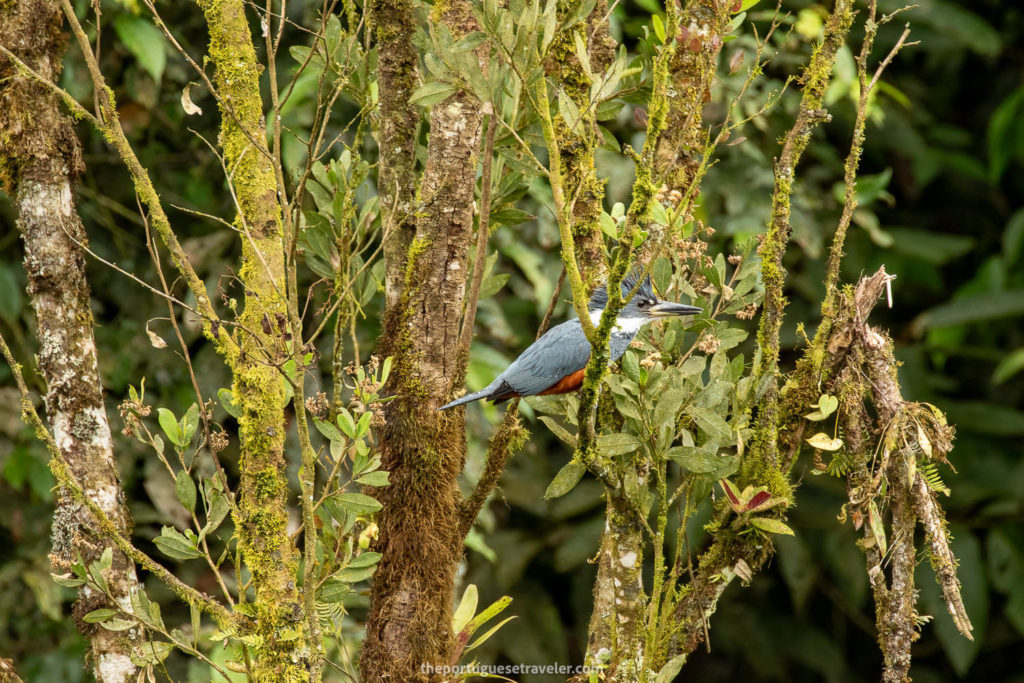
[920,462,951,496]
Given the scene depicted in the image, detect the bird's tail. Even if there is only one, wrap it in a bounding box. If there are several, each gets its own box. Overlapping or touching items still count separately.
[438,388,493,411]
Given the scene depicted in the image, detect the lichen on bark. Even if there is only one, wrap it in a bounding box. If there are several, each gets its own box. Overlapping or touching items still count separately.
[0,1,145,680]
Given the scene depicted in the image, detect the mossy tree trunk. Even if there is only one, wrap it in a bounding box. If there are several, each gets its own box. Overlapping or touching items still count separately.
[580,2,733,677]
[361,0,486,679]
[0,2,145,681]
[549,0,616,284]
[195,0,315,678]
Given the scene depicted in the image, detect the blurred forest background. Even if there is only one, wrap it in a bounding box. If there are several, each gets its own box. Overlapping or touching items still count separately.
[1,0,1022,681]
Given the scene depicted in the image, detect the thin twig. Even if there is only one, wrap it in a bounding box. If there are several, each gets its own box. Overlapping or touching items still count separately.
[456,110,499,369]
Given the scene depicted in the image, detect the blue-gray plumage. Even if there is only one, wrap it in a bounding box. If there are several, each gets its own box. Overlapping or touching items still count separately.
[439,273,701,410]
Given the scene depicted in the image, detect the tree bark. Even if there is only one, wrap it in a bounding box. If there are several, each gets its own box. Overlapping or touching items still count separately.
[549,0,616,282]
[0,2,145,681]
[653,0,732,196]
[582,494,647,680]
[370,0,421,315]
[582,2,733,672]
[362,1,485,679]
[195,0,314,678]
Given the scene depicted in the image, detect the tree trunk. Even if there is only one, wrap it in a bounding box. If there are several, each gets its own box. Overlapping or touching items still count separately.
[361,1,485,678]
[195,0,314,678]
[582,1,733,673]
[0,2,145,680]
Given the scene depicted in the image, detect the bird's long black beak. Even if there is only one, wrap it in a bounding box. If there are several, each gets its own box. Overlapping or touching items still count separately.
[649,301,702,317]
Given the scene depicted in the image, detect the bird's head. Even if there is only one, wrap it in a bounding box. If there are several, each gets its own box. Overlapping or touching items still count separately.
[588,272,702,331]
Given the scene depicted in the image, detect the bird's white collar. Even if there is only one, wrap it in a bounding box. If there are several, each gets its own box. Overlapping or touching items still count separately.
[589,309,646,334]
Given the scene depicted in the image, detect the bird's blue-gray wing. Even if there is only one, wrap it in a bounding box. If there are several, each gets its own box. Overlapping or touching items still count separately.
[496,319,592,396]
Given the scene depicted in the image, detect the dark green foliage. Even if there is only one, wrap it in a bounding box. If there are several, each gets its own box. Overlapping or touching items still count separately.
[0,0,1022,680]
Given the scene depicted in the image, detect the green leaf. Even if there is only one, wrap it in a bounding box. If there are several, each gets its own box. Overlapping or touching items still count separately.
[1004,208,1024,265]
[113,14,166,83]
[410,81,458,107]
[806,393,839,421]
[51,573,86,588]
[597,432,641,456]
[690,408,731,442]
[355,412,372,439]
[538,416,576,446]
[98,547,112,572]
[334,492,382,514]
[133,641,174,666]
[83,608,118,623]
[175,470,197,512]
[465,594,512,637]
[218,388,241,419]
[943,401,1024,436]
[347,551,382,569]
[491,208,535,226]
[464,527,497,562]
[356,471,390,487]
[652,388,686,430]
[666,446,734,474]
[651,14,666,43]
[988,87,1024,181]
[157,408,184,448]
[993,347,1024,384]
[478,273,510,298]
[621,351,641,383]
[100,618,137,632]
[543,461,586,499]
[749,517,795,536]
[335,565,376,583]
[889,228,974,265]
[557,88,581,133]
[806,432,843,451]
[318,578,351,603]
[464,615,516,653]
[452,584,479,634]
[153,526,204,560]
[337,410,357,438]
[572,31,592,77]
[314,417,344,443]
[182,403,199,445]
[916,290,1024,330]
[563,0,597,28]
[655,654,687,683]
[453,31,489,53]
[720,478,743,510]
[203,482,231,535]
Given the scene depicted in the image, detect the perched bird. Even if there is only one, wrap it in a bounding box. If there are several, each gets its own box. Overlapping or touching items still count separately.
[439,273,701,410]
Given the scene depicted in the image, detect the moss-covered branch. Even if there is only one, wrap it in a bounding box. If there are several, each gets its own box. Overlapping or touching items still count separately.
[535,79,599,340]
[573,2,680,676]
[548,0,615,283]
[751,0,855,471]
[654,0,733,197]
[195,0,313,678]
[52,0,233,353]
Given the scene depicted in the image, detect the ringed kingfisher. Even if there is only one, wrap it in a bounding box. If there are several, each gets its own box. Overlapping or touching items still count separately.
[439,273,701,410]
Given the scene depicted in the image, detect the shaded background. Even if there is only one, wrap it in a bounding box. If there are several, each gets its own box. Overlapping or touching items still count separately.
[1,0,1022,680]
